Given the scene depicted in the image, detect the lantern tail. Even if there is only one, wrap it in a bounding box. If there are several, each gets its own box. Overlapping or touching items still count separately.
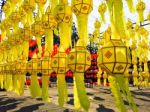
[41,75,50,102]
[100,12,105,23]
[46,30,53,53]
[126,0,135,13]
[57,75,68,106]
[77,16,88,47]
[59,23,72,50]
[74,78,81,110]
[23,41,29,60]
[116,75,138,112]
[13,74,18,93]
[74,73,90,112]
[108,75,127,112]
[113,0,126,38]
[29,72,41,97]
[17,74,25,96]
[138,11,144,22]
[37,37,42,58]
[6,73,13,92]
[0,74,4,89]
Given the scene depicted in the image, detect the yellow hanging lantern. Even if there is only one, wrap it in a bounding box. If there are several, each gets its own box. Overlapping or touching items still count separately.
[51,0,72,107]
[22,0,36,25]
[98,1,138,111]
[37,51,51,102]
[42,6,57,53]
[69,0,93,111]
[41,6,57,102]
[98,2,107,23]
[27,54,41,98]
[136,1,145,22]
[31,15,45,58]
[98,40,131,74]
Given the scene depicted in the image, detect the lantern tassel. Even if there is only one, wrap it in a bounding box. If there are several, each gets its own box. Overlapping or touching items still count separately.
[59,22,72,50]
[108,75,127,112]
[29,72,41,97]
[74,78,82,110]
[57,74,68,106]
[116,75,138,112]
[103,71,107,86]
[46,30,53,53]
[126,0,135,13]
[41,75,50,102]
[74,73,90,111]
[77,16,88,47]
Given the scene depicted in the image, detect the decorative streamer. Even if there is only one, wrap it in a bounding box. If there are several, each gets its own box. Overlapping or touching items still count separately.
[108,75,127,112]
[29,54,41,98]
[103,71,107,86]
[116,75,138,112]
[97,68,102,86]
[126,0,135,13]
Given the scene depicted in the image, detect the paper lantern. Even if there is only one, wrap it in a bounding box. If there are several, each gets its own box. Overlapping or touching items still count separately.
[72,0,93,15]
[10,10,21,24]
[51,50,68,74]
[42,6,57,30]
[20,23,31,42]
[27,55,40,73]
[22,0,36,13]
[68,46,91,73]
[31,16,44,37]
[98,39,131,74]
[54,2,72,23]
[37,51,52,75]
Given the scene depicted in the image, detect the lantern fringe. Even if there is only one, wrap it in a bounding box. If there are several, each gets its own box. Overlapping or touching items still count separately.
[5,73,13,92]
[99,12,105,23]
[57,75,68,106]
[0,73,4,89]
[41,75,50,102]
[116,75,138,112]
[59,22,72,50]
[97,68,102,86]
[126,0,135,13]
[74,78,82,110]
[74,73,90,112]
[37,37,42,58]
[143,62,149,87]
[133,64,139,86]
[137,11,144,22]
[113,0,126,38]
[17,74,25,96]
[108,75,127,112]
[77,16,88,46]
[103,71,107,86]
[29,72,41,98]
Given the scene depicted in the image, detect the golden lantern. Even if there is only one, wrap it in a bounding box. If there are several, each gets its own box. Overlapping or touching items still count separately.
[31,15,45,58]
[98,39,131,74]
[42,6,57,30]
[51,0,72,107]
[27,54,41,98]
[40,6,57,102]
[68,46,91,73]
[37,51,52,102]
[70,0,93,111]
